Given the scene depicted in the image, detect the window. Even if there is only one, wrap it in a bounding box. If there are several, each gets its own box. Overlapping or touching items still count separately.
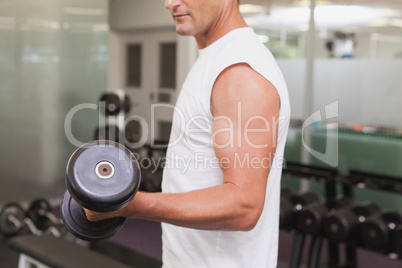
[126,44,141,87]
[159,43,176,89]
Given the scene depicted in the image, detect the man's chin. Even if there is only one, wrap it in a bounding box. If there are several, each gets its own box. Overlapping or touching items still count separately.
[177,32,193,36]
[175,25,193,36]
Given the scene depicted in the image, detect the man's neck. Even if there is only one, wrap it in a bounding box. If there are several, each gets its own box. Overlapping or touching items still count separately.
[195,8,248,49]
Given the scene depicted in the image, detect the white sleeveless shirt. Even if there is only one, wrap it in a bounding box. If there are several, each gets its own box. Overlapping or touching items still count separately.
[161,27,291,268]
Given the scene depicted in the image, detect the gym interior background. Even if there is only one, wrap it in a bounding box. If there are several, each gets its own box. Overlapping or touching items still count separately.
[0,0,402,267]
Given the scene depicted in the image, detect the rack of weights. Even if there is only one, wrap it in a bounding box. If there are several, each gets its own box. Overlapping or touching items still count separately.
[280,161,402,267]
[282,161,346,268]
[0,198,89,247]
[345,171,402,259]
[94,92,132,144]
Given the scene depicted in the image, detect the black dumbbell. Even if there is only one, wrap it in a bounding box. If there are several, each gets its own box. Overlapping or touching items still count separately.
[0,203,26,236]
[61,140,141,241]
[100,93,121,116]
[293,197,352,268]
[324,202,381,242]
[291,192,320,212]
[99,93,131,116]
[297,196,353,235]
[287,192,321,268]
[26,198,61,231]
[0,202,62,238]
[360,211,402,253]
[280,191,320,230]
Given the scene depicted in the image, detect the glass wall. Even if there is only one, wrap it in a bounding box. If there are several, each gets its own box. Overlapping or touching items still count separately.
[0,0,108,204]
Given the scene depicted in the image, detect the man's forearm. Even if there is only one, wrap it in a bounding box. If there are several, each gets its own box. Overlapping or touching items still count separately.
[120,183,262,231]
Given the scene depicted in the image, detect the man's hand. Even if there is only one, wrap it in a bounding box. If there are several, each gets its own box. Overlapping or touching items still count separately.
[84,208,123,222]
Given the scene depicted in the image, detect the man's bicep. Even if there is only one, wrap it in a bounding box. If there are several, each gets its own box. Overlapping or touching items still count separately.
[211,63,280,195]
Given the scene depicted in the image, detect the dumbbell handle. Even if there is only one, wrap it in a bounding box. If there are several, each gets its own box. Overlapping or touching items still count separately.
[38,209,62,225]
[24,218,43,236]
[8,215,23,229]
[24,218,61,237]
[5,215,45,236]
[46,226,62,237]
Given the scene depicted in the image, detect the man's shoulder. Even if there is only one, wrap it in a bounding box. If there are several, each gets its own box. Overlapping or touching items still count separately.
[219,31,274,65]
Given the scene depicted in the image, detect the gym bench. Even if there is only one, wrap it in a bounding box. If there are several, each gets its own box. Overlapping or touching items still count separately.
[9,234,131,268]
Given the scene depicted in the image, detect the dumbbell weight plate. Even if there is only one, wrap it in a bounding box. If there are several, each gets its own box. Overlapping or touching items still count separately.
[324,202,380,243]
[100,93,121,116]
[66,140,141,212]
[324,209,358,242]
[26,198,52,231]
[352,202,381,223]
[361,212,402,252]
[61,191,126,241]
[296,203,327,235]
[0,203,26,236]
[360,218,388,251]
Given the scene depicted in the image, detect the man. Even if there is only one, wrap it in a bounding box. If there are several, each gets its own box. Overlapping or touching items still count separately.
[86,0,290,267]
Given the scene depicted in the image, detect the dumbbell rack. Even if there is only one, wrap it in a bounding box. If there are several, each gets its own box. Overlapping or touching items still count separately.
[283,161,339,200]
[0,199,64,239]
[283,161,354,268]
[282,161,402,268]
[95,92,131,143]
[341,170,402,260]
[346,170,402,195]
